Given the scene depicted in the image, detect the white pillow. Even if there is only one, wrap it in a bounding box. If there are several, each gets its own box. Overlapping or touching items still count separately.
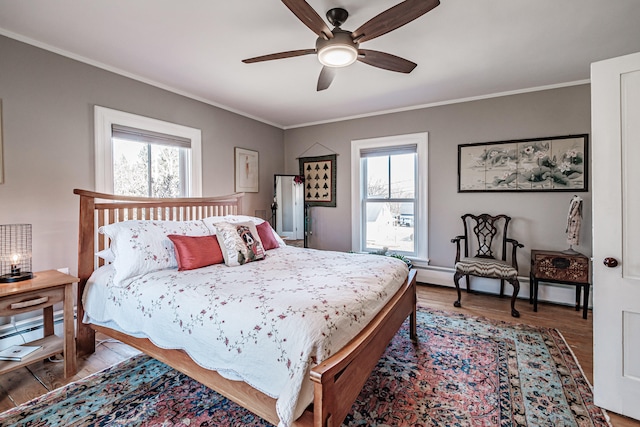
[200,216,226,235]
[214,221,265,266]
[95,248,115,263]
[203,215,286,247]
[99,219,210,286]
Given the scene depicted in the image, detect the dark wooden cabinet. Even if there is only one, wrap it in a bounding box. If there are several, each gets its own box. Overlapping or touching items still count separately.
[530,249,591,319]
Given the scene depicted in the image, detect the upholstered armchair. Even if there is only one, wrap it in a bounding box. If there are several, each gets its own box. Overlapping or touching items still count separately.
[451,213,524,317]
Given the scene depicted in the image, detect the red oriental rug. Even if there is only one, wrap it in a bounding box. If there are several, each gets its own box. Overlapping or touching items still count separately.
[0,308,610,426]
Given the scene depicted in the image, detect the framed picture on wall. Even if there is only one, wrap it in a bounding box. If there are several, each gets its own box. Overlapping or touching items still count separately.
[299,154,337,207]
[458,134,588,192]
[235,147,259,193]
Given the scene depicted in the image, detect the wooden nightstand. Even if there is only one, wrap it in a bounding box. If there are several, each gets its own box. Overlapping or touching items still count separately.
[0,270,78,377]
[530,249,591,319]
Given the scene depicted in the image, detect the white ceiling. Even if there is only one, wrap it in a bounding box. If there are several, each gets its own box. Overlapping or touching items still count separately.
[1,0,639,129]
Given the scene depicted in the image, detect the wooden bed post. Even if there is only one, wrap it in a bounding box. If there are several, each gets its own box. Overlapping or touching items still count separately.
[76,190,96,356]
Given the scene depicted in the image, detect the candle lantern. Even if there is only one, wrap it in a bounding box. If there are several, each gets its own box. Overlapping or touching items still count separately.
[0,224,33,283]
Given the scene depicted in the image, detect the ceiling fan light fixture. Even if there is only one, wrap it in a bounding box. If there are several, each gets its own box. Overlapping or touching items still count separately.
[316,29,358,68]
[318,44,358,67]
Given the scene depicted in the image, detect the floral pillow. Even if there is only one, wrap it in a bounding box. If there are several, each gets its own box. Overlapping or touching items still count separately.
[99,219,210,286]
[214,221,265,266]
[95,248,115,263]
[200,215,226,235]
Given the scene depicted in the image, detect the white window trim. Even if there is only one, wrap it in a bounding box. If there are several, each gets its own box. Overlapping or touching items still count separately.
[351,132,428,263]
[94,106,202,196]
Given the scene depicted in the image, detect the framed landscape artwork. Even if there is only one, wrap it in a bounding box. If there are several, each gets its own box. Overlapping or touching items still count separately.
[234,147,259,193]
[458,134,588,192]
[299,154,337,207]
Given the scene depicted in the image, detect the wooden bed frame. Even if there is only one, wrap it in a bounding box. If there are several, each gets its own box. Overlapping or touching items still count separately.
[74,188,417,427]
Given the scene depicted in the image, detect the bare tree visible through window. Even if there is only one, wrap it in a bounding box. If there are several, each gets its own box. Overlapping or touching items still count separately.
[113,138,182,197]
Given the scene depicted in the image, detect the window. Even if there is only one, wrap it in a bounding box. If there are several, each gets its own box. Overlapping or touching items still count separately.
[351,133,428,261]
[111,125,188,197]
[94,106,202,196]
[362,147,416,253]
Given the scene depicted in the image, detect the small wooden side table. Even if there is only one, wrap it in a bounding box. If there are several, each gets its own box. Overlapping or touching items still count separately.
[0,270,78,377]
[530,249,591,319]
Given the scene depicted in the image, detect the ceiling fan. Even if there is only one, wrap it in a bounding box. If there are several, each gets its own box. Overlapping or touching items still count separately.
[242,0,440,91]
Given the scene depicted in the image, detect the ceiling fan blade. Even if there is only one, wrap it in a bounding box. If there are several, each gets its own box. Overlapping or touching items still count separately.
[242,49,316,64]
[351,0,440,43]
[281,0,333,40]
[357,49,417,73]
[317,66,336,91]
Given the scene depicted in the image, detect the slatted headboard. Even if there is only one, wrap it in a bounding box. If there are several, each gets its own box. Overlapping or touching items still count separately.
[73,188,244,355]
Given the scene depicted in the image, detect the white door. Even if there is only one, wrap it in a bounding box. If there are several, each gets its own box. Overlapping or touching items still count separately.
[591,51,640,420]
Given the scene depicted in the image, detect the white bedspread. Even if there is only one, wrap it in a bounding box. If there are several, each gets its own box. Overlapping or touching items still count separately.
[83,246,408,427]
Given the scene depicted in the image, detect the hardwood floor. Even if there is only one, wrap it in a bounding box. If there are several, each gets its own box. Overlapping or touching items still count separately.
[0,283,638,426]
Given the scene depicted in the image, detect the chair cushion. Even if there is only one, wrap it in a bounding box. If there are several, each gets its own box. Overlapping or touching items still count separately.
[455,257,518,279]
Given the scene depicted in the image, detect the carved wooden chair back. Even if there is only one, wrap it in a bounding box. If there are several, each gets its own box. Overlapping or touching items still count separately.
[459,213,511,263]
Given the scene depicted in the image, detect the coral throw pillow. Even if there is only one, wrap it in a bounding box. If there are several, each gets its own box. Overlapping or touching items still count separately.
[168,235,224,271]
[256,221,280,250]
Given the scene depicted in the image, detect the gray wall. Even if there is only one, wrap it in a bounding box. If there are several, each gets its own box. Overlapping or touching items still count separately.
[283,85,592,275]
[0,33,592,286]
[0,35,283,277]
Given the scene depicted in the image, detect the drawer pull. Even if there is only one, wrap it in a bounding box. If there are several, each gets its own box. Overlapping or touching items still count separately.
[10,296,49,309]
[552,257,570,269]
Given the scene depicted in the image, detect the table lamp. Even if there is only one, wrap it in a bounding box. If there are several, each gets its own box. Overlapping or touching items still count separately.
[0,224,33,282]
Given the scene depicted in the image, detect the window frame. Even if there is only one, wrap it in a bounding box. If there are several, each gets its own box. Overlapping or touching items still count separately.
[94,106,202,196]
[351,132,428,263]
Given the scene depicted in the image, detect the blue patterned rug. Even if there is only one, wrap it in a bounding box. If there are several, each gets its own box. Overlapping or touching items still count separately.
[0,308,610,426]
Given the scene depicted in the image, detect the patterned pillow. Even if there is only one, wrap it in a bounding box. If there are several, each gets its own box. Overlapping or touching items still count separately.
[214,221,265,266]
[202,215,287,247]
[99,219,210,286]
[200,216,226,235]
[95,248,115,263]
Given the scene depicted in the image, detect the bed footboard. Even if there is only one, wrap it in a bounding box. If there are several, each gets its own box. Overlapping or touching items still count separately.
[310,269,417,426]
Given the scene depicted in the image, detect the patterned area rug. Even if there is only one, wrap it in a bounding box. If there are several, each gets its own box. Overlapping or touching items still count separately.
[0,308,610,427]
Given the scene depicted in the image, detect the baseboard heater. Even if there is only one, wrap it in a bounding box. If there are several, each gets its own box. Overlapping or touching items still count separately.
[0,309,75,341]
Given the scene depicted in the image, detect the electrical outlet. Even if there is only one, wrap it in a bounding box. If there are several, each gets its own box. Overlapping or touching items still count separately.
[57,267,69,274]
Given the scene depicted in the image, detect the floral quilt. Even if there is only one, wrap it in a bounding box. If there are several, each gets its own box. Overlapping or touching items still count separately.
[83,246,408,427]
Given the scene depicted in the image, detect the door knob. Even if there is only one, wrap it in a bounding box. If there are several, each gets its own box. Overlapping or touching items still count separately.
[603,257,619,268]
